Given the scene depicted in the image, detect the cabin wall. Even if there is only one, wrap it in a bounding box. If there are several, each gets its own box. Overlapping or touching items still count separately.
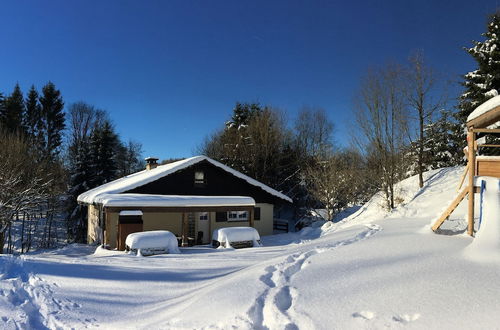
[254,203,273,236]
[105,212,119,248]
[209,203,274,238]
[142,212,183,236]
[476,158,500,178]
[87,205,101,244]
[94,203,274,248]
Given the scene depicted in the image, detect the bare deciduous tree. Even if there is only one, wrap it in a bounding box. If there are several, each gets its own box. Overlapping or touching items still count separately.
[353,64,410,209]
[404,51,448,188]
[0,131,52,253]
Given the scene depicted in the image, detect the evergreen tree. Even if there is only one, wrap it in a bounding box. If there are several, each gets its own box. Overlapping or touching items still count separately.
[0,93,4,129]
[67,139,92,242]
[457,12,500,122]
[89,120,119,187]
[1,83,25,134]
[40,82,65,160]
[24,85,44,153]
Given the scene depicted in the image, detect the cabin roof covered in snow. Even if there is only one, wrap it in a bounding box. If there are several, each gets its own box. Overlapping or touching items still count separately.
[94,194,256,208]
[77,156,292,205]
[467,95,500,128]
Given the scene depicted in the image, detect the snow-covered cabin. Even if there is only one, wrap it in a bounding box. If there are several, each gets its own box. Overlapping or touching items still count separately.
[77,156,292,249]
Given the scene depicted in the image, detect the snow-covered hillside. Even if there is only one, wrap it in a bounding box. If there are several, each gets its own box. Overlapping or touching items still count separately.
[2,166,500,329]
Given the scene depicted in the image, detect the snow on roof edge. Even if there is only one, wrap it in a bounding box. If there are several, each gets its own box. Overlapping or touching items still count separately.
[98,194,256,208]
[467,94,500,123]
[77,156,292,204]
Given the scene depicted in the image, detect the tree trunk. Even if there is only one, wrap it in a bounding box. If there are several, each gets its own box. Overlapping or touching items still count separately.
[418,105,425,188]
[0,230,5,254]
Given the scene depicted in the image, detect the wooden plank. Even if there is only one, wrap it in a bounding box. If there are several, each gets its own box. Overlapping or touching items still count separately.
[477,144,500,148]
[249,207,254,228]
[467,130,476,236]
[181,213,188,247]
[457,167,468,192]
[476,160,500,178]
[105,206,254,213]
[467,105,500,129]
[431,188,468,231]
[472,128,500,134]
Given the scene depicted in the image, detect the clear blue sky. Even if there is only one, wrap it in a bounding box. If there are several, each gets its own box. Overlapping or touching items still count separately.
[0,0,498,160]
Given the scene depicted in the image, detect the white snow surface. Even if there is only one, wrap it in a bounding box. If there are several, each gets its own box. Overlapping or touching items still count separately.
[212,227,262,248]
[77,156,292,204]
[465,177,500,262]
[3,166,500,329]
[96,193,255,207]
[467,94,500,122]
[125,230,180,254]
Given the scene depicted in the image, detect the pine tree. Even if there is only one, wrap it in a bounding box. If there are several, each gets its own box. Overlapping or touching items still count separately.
[40,82,65,160]
[24,85,44,153]
[458,13,500,122]
[67,139,92,242]
[0,93,4,129]
[89,120,119,187]
[424,110,464,169]
[1,83,25,134]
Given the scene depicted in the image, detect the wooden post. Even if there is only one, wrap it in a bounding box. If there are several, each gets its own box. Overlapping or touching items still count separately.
[467,129,476,236]
[249,207,254,228]
[181,212,188,247]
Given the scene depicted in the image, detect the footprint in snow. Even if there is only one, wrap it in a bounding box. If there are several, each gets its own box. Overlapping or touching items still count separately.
[352,311,375,320]
[393,313,420,323]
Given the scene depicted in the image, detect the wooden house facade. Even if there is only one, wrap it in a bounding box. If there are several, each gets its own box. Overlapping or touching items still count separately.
[78,156,292,249]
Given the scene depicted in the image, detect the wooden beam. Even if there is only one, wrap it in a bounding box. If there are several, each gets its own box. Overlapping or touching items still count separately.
[431,188,468,232]
[472,128,500,134]
[477,144,500,148]
[467,130,476,236]
[467,106,500,129]
[249,207,254,228]
[457,167,468,192]
[181,213,188,247]
[105,206,254,213]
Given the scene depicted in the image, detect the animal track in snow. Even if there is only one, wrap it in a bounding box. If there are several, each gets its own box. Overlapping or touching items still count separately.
[393,313,421,323]
[352,311,376,320]
[247,223,382,329]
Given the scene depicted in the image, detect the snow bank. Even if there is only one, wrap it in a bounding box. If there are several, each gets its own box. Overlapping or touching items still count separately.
[465,177,500,262]
[96,194,255,208]
[467,94,500,122]
[125,230,180,256]
[77,156,292,204]
[212,227,262,248]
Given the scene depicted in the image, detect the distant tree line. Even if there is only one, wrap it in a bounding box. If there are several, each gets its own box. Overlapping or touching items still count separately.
[201,12,500,218]
[0,83,143,253]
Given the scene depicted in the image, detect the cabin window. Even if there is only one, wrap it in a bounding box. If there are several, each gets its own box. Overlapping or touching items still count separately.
[194,171,206,185]
[216,212,227,222]
[199,212,208,221]
[228,211,248,221]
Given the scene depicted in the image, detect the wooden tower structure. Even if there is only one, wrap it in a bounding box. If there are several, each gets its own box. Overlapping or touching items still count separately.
[432,98,500,236]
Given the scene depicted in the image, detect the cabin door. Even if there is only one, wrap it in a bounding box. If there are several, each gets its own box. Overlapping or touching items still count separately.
[197,212,210,244]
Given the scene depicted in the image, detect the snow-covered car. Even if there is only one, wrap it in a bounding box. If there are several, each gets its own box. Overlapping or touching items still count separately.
[212,227,262,249]
[125,230,180,256]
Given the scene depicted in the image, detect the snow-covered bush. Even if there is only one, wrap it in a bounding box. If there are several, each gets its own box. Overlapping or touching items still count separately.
[212,227,262,249]
[125,230,180,256]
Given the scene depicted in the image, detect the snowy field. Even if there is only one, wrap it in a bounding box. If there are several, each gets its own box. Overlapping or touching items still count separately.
[2,166,500,329]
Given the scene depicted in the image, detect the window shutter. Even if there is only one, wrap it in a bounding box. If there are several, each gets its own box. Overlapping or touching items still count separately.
[254,207,261,221]
[216,212,227,222]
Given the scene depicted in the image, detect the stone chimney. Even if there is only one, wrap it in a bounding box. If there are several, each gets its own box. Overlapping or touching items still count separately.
[145,157,159,170]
